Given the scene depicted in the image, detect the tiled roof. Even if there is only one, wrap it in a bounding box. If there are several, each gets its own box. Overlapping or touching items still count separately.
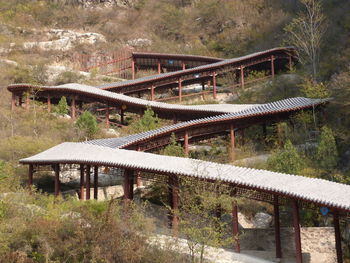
[20,142,350,211]
[85,97,329,149]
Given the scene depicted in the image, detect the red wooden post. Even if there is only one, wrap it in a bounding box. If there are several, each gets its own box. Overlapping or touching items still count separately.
[28,164,33,188]
[292,200,303,263]
[168,175,179,234]
[136,147,142,187]
[274,195,282,259]
[213,72,217,99]
[123,169,134,200]
[54,164,60,197]
[157,60,161,74]
[131,58,136,80]
[271,55,275,78]
[334,211,343,263]
[79,164,85,200]
[230,124,235,161]
[240,66,245,88]
[71,96,76,120]
[178,78,182,102]
[184,131,189,156]
[289,55,293,71]
[94,166,98,200]
[106,104,110,129]
[25,93,30,110]
[86,165,91,200]
[47,94,51,113]
[151,85,155,101]
[182,61,186,70]
[11,93,16,111]
[232,200,240,253]
[120,107,124,125]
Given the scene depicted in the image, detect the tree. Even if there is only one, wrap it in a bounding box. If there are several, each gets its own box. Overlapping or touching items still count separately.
[162,133,185,157]
[284,0,327,78]
[129,106,161,133]
[316,126,338,171]
[56,96,69,115]
[300,77,330,98]
[178,177,233,263]
[267,140,304,174]
[75,111,98,139]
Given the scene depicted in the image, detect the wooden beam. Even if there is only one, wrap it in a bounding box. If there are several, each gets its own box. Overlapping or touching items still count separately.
[178,78,182,102]
[54,164,60,197]
[274,195,282,259]
[86,165,91,200]
[292,199,303,263]
[105,104,110,129]
[232,201,240,253]
[94,166,98,200]
[28,164,33,188]
[71,96,76,120]
[168,175,179,235]
[131,58,136,79]
[334,211,343,263]
[271,55,275,78]
[213,72,217,99]
[230,124,235,161]
[151,85,155,101]
[80,164,85,200]
[184,131,189,156]
[47,94,51,113]
[240,66,245,89]
[123,169,134,200]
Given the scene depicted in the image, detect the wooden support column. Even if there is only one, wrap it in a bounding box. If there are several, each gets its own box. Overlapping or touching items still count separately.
[28,164,34,188]
[47,94,51,113]
[71,96,76,120]
[213,72,217,99]
[151,85,155,101]
[131,58,136,80]
[54,164,60,197]
[25,93,30,110]
[79,164,85,200]
[334,211,343,263]
[86,165,91,200]
[178,78,182,102]
[274,195,282,259]
[136,147,142,187]
[168,175,179,234]
[184,131,189,156]
[292,200,303,263]
[230,124,235,161]
[94,166,98,200]
[271,55,275,78]
[105,104,110,129]
[157,60,161,74]
[232,200,240,253]
[123,169,134,200]
[289,55,293,71]
[11,93,16,111]
[201,80,205,91]
[182,61,186,70]
[120,107,125,125]
[240,66,245,89]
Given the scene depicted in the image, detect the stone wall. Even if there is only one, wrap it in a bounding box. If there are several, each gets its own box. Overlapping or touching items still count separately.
[240,227,337,262]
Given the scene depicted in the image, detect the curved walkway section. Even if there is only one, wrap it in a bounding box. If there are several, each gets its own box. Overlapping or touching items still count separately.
[20,142,350,212]
[85,97,329,151]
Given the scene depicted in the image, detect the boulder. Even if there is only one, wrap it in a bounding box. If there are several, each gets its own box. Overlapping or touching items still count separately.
[252,212,272,229]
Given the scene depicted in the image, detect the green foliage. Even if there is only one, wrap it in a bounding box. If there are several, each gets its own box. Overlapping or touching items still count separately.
[300,78,330,98]
[56,96,69,115]
[178,178,233,263]
[316,126,339,171]
[267,140,304,174]
[162,133,185,157]
[129,106,161,133]
[75,111,99,139]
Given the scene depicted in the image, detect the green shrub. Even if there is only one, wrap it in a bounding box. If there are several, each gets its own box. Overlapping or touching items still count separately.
[56,96,69,115]
[267,140,304,174]
[316,126,339,171]
[75,111,98,139]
